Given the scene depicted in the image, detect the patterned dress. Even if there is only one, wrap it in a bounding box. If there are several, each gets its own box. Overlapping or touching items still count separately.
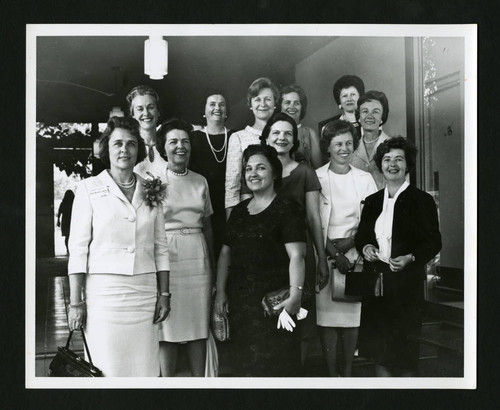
[224,196,306,377]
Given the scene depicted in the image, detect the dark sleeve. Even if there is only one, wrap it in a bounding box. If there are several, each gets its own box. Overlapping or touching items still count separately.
[412,191,442,264]
[354,194,378,254]
[302,163,321,192]
[280,199,306,244]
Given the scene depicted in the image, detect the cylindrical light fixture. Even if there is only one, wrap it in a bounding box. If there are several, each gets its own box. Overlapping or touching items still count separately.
[109,106,124,118]
[144,36,168,80]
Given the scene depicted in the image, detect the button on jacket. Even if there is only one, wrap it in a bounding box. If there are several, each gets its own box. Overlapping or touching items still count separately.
[68,170,169,275]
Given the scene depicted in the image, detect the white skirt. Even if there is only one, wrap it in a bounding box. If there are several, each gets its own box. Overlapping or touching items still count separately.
[85,273,159,377]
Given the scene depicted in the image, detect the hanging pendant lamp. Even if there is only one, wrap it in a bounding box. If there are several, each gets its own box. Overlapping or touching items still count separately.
[144,36,168,80]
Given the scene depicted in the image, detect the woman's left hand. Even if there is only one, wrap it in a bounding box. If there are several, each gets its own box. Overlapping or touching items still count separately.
[153,295,171,324]
[274,293,301,316]
[389,254,413,272]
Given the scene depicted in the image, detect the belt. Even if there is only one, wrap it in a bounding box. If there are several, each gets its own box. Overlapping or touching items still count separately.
[165,227,202,235]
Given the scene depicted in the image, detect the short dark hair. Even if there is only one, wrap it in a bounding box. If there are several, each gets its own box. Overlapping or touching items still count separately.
[278,84,308,120]
[356,90,390,125]
[259,112,300,156]
[246,77,279,108]
[242,144,283,190]
[126,85,160,116]
[156,118,193,158]
[200,89,229,121]
[333,75,365,106]
[320,119,360,156]
[374,136,417,174]
[99,116,146,168]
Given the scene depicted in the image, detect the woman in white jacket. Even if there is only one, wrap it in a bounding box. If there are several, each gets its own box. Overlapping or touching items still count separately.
[68,116,170,377]
[315,120,377,377]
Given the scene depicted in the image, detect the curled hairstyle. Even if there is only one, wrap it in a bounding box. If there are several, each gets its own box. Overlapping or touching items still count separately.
[242,144,283,190]
[320,119,360,156]
[99,116,146,168]
[374,136,417,174]
[156,118,194,158]
[259,112,300,156]
[126,85,160,116]
[333,75,365,106]
[246,77,280,108]
[278,84,308,120]
[356,90,390,125]
[200,88,229,120]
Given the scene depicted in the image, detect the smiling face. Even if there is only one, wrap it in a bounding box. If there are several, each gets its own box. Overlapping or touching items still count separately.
[339,86,360,114]
[381,148,408,183]
[205,94,227,124]
[359,99,384,131]
[131,94,160,132]
[328,132,354,166]
[266,121,294,157]
[251,88,275,122]
[280,92,301,123]
[164,129,191,168]
[245,154,275,194]
[108,128,139,172]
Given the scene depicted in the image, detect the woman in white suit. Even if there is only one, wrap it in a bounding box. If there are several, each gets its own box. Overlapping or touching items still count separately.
[315,120,377,377]
[68,116,170,377]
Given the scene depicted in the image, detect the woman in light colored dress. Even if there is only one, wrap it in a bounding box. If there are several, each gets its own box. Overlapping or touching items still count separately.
[156,118,214,377]
[224,77,279,217]
[351,90,390,190]
[279,84,322,169]
[315,120,377,376]
[126,85,168,179]
[67,116,170,377]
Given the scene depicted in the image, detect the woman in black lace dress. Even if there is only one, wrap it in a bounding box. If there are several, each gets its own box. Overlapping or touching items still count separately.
[214,145,307,377]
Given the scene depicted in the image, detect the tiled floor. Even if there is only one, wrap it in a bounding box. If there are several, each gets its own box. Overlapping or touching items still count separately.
[34,257,464,378]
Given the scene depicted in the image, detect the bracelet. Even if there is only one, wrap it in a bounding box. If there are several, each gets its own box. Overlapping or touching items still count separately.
[158,291,171,298]
[290,285,303,291]
[69,301,85,308]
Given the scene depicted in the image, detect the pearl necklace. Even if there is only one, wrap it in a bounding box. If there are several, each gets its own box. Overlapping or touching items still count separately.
[363,134,380,144]
[168,168,188,177]
[204,126,228,164]
[115,174,136,189]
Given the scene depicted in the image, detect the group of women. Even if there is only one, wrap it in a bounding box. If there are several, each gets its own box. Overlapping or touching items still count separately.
[67,74,441,378]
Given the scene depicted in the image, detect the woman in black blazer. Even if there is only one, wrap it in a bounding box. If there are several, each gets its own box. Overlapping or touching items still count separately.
[354,136,441,377]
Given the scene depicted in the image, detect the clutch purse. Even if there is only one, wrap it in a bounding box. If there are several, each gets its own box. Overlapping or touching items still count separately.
[210,289,230,342]
[49,328,102,377]
[330,256,363,302]
[345,261,384,298]
[261,285,312,317]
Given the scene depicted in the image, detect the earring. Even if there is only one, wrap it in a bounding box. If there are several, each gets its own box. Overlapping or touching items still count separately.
[203,114,206,118]
[339,104,342,109]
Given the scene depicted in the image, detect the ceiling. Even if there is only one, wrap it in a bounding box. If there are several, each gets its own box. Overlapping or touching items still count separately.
[36,36,335,127]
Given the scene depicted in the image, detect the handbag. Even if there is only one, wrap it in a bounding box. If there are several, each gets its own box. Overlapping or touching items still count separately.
[210,289,230,342]
[49,327,102,377]
[344,260,384,298]
[261,284,312,317]
[330,255,363,302]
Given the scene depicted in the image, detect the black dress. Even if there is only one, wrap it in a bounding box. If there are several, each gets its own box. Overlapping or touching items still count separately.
[354,185,442,372]
[224,196,306,377]
[189,128,234,258]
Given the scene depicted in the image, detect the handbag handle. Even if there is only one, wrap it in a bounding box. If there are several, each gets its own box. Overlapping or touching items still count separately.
[65,327,98,372]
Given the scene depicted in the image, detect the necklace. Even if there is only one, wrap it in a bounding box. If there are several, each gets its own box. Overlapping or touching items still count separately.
[168,167,188,177]
[115,174,136,189]
[363,134,380,144]
[204,126,228,163]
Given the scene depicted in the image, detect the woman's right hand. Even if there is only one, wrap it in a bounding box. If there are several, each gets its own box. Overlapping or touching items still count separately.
[214,290,229,318]
[363,244,379,262]
[68,304,87,331]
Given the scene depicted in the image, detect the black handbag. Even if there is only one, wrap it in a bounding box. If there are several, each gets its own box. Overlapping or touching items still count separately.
[49,328,102,377]
[344,261,384,298]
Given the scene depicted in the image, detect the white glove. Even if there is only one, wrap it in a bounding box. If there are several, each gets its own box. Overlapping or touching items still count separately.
[296,307,308,321]
[277,309,296,332]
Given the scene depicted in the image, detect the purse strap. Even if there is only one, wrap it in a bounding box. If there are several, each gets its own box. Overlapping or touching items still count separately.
[64,327,98,371]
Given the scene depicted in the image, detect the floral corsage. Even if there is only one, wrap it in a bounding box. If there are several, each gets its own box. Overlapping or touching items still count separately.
[143,172,167,208]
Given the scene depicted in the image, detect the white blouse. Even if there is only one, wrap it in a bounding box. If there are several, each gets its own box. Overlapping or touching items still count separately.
[374,180,410,261]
